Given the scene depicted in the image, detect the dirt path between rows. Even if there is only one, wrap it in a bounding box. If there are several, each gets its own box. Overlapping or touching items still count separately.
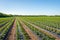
[7,19,16,40]
[23,20,60,40]
[19,20,40,40]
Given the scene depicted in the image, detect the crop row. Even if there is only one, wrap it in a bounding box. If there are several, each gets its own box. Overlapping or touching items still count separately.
[0,17,15,40]
[19,17,60,40]
[0,17,60,40]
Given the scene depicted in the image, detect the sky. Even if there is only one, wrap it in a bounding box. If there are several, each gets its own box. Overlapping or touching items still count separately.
[0,0,60,15]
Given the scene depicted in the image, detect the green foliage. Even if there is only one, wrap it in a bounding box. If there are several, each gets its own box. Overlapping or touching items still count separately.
[0,12,13,17]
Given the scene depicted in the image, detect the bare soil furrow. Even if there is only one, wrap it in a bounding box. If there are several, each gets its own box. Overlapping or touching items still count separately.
[7,19,16,40]
[19,20,40,40]
[24,20,60,40]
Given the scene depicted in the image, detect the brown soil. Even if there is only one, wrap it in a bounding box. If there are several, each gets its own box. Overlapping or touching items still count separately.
[7,20,16,40]
[25,21,60,40]
[19,20,40,40]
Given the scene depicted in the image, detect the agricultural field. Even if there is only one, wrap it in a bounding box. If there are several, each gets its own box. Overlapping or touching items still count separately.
[0,16,60,40]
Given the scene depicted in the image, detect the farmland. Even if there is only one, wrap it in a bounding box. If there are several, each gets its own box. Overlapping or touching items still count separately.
[0,16,60,40]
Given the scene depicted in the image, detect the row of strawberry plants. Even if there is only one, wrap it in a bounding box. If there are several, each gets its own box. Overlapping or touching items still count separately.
[20,18,60,40]
[0,18,14,40]
[0,18,8,23]
[34,21,60,29]
[0,18,13,28]
[0,18,14,33]
[16,19,31,40]
[0,18,14,26]
[16,20,24,40]
[25,20,60,35]
[20,17,60,35]
[22,20,55,40]
[0,17,13,23]
[20,17,60,29]
[31,21,60,35]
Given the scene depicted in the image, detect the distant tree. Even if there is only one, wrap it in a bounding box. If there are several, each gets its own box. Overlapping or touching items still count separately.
[0,12,13,17]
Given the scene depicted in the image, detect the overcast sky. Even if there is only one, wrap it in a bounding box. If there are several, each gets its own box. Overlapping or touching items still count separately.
[0,0,60,15]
